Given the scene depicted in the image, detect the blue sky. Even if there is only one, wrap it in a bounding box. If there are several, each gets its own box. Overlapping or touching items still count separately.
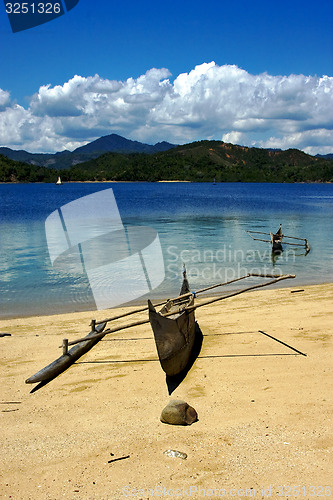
[0,0,332,154]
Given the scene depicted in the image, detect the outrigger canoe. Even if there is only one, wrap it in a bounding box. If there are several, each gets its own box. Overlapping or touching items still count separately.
[26,271,297,391]
[247,225,310,254]
[148,271,196,377]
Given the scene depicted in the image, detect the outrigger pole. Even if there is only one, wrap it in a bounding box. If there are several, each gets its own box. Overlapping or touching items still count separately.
[185,273,295,312]
[67,273,295,346]
[93,274,255,327]
[246,230,309,247]
[247,229,307,241]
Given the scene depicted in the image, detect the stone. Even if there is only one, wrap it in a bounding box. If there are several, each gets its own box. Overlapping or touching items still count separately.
[160,400,198,426]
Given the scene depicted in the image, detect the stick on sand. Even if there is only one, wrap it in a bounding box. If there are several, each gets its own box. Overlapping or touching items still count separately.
[258,330,307,356]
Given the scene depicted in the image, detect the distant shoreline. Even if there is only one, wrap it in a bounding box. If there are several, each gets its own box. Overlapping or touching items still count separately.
[0,180,332,184]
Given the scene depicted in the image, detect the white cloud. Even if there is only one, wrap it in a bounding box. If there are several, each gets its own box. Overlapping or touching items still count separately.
[259,129,333,156]
[0,89,12,111]
[0,63,332,154]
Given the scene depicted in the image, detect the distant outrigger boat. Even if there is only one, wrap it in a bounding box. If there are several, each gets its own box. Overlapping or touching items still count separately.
[270,226,283,253]
[247,225,310,254]
[56,176,63,185]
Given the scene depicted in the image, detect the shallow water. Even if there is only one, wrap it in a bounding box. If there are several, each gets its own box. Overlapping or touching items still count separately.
[0,182,332,317]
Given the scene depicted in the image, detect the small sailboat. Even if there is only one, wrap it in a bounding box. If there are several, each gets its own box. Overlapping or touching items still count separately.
[56,176,63,185]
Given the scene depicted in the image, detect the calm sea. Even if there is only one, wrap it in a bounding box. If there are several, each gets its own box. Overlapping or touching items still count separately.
[1,182,332,318]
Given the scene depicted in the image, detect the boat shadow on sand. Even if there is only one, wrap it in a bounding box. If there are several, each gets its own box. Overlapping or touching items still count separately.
[166,322,203,395]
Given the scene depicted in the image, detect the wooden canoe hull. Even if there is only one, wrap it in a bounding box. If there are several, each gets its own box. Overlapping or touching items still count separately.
[149,297,196,377]
[271,228,283,253]
[25,322,106,385]
[272,240,283,252]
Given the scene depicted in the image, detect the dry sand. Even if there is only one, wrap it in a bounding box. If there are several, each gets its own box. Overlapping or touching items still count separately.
[1,283,332,499]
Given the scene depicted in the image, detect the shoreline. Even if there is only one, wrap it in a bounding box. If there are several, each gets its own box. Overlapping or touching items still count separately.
[1,282,331,331]
[1,282,332,499]
[1,180,332,184]
[1,278,332,322]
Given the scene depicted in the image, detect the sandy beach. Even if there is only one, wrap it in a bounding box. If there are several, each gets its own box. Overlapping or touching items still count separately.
[1,283,332,499]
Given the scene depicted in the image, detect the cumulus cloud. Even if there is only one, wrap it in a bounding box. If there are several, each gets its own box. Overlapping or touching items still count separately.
[0,62,332,154]
[0,89,12,111]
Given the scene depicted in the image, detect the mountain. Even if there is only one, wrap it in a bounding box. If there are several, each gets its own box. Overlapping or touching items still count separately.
[0,147,57,166]
[1,139,332,183]
[316,153,333,160]
[65,140,333,183]
[0,134,176,170]
[72,134,175,154]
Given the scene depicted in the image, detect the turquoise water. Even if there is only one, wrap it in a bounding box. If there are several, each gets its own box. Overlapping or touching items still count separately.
[1,182,332,318]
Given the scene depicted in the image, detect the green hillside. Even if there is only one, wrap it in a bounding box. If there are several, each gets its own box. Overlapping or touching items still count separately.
[0,155,57,183]
[67,141,333,183]
[1,141,332,183]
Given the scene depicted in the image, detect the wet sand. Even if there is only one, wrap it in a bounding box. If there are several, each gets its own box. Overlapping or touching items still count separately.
[1,283,332,499]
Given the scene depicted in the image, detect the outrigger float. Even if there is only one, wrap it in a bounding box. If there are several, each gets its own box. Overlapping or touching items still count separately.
[247,225,310,254]
[26,271,298,391]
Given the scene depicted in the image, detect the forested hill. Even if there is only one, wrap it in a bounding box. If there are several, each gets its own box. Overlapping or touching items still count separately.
[47,141,333,183]
[1,140,333,183]
[0,155,57,182]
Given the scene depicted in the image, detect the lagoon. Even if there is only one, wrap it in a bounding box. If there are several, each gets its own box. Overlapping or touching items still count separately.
[0,182,332,318]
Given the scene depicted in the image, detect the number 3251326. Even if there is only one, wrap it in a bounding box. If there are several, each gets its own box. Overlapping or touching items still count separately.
[5,3,62,14]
